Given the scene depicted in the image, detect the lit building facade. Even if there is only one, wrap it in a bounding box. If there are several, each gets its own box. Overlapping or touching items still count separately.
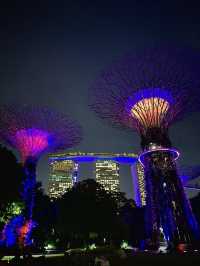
[48,152,139,199]
[48,160,78,198]
[136,163,146,206]
[131,162,146,207]
[95,160,120,192]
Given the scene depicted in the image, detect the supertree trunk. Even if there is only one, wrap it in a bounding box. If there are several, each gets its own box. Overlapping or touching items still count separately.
[142,150,199,249]
[23,157,37,220]
[16,157,38,247]
[0,158,37,248]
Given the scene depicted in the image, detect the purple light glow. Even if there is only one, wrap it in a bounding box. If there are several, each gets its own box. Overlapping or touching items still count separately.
[0,105,82,162]
[15,129,49,161]
[138,148,180,166]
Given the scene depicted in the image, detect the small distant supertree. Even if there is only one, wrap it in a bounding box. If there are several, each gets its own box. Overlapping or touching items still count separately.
[0,105,82,247]
[179,165,200,185]
[90,47,200,249]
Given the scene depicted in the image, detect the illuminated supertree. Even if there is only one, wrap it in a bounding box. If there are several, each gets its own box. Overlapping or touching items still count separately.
[179,165,200,185]
[90,47,200,249]
[0,105,82,247]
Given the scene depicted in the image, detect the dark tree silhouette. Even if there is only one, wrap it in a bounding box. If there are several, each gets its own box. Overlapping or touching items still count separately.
[56,179,127,248]
[32,182,55,248]
[121,199,145,247]
[0,144,24,226]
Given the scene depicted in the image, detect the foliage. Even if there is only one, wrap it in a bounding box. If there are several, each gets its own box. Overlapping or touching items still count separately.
[120,200,145,247]
[0,145,24,229]
[56,179,128,247]
[0,202,24,224]
[54,179,146,249]
[0,145,24,204]
[32,182,55,247]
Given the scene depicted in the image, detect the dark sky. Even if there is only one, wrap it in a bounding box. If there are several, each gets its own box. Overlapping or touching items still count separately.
[1,0,200,198]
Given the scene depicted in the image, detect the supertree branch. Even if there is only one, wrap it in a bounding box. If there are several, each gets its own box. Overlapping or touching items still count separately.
[90,47,200,139]
[0,105,82,163]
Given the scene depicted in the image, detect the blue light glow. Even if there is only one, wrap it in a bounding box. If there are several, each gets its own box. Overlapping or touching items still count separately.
[180,175,190,185]
[126,88,173,115]
[138,148,180,166]
[49,155,137,164]
[0,215,24,247]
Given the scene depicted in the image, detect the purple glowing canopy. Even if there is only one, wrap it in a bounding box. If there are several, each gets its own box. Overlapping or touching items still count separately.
[0,105,82,162]
[14,129,50,160]
[90,47,200,132]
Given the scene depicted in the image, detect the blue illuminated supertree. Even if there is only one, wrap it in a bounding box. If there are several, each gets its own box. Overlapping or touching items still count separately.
[0,105,82,247]
[90,47,200,249]
[179,165,200,185]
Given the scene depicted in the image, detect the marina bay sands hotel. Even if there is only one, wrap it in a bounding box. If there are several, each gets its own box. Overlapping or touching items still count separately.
[48,152,146,206]
[48,152,200,205]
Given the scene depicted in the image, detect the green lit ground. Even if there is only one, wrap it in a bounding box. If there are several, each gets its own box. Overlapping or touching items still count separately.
[1,252,200,266]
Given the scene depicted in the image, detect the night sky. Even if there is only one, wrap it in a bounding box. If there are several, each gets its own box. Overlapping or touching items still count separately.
[1,1,200,198]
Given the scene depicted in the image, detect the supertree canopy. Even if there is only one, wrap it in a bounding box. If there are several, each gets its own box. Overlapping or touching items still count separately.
[0,105,82,247]
[0,105,82,162]
[90,47,200,249]
[90,47,200,149]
